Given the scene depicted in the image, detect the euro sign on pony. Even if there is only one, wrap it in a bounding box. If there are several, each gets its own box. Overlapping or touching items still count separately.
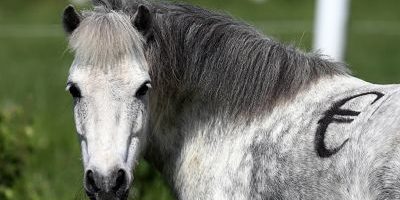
[62,0,400,199]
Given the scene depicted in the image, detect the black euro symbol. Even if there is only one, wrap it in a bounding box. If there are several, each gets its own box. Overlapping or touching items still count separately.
[315,92,384,158]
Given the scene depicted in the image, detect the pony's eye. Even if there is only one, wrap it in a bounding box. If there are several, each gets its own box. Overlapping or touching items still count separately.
[136,82,151,97]
[67,83,82,98]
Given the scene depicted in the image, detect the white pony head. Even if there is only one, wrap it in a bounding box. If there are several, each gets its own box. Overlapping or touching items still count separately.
[62,4,152,200]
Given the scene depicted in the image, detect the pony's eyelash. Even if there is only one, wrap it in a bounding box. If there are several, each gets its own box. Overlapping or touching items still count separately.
[65,83,72,91]
[66,82,82,98]
[135,81,152,97]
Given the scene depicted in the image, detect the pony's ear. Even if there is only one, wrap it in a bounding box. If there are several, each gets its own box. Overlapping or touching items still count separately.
[133,5,153,39]
[62,5,81,35]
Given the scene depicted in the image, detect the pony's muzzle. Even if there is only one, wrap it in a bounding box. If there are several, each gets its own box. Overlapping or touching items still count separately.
[84,168,130,200]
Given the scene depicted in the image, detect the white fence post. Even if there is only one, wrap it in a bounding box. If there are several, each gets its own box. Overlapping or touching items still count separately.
[313,0,350,61]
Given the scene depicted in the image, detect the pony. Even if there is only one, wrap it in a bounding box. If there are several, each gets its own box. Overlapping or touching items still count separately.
[62,0,400,199]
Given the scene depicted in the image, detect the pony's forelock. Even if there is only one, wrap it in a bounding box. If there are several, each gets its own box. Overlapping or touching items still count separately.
[69,8,147,71]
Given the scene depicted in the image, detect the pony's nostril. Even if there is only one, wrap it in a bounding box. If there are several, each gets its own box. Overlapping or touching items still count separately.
[85,170,100,193]
[112,169,127,192]
[84,168,128,194]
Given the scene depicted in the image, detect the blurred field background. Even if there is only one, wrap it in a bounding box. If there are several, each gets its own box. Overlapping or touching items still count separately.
[0,0,399,199]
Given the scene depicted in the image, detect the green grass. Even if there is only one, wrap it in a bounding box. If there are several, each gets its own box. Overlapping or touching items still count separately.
[0,0,399,199]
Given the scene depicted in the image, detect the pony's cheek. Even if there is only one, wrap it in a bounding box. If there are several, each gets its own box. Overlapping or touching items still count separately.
[126,137,141,169]
[127,101,147,134]
[80,139,90,166]
[73,102,89,136]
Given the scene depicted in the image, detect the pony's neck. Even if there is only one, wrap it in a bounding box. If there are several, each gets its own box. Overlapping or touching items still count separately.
[143,1,350,176]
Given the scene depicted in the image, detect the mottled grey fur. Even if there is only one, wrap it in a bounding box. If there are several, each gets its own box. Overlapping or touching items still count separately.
[65,1,400,200]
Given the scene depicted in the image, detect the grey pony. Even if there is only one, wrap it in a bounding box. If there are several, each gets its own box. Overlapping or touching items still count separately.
[62,0,400,199]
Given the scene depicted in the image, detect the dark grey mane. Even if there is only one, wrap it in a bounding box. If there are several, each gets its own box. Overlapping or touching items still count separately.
[145,2,349,118]
[91,1,350,119]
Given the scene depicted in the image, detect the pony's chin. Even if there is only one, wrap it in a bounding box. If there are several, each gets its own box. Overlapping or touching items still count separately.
[86,191,129,200]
